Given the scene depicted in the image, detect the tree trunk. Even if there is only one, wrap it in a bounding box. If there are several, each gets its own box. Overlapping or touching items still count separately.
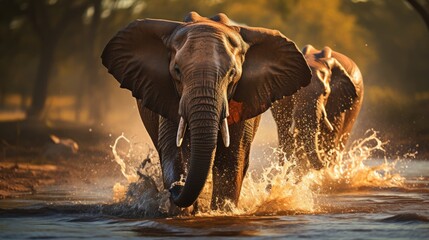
[87,0,103,121]
[406,0,429,31]
[27,38,57,119]
[26,0,91,121]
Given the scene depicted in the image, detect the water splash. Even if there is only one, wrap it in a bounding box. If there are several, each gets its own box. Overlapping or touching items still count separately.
[235,129,406,215]
[110,130,407,217]
[313,130,405,192]
[111,133,138,183]
[238,159,317,215]
[110,134,179,216]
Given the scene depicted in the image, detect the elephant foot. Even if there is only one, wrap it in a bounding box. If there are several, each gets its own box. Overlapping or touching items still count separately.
[210,197,237,212]
[191,201,200,215]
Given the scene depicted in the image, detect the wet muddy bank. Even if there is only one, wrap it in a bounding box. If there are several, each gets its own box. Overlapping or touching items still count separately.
[0,155,123,199]
[0,120,125,199]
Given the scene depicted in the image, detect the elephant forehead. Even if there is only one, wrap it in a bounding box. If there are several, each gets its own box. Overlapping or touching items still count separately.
[173,22,243,48]
[188,21,237,34]
[306,58,328,71]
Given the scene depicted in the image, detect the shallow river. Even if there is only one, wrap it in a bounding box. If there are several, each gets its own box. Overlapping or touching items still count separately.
[1,133,429,239]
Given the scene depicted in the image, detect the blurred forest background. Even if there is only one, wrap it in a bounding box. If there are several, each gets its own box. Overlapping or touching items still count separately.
[0,0,428,158]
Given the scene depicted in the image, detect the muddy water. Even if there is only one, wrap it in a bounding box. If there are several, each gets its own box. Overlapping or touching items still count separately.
[1,131,429,239]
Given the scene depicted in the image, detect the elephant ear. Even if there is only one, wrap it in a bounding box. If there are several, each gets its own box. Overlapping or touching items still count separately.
[326,58,358,113]
[229,27,311,123]
[101,19,182,120]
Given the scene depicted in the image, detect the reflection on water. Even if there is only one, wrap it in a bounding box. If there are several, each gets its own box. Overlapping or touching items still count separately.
[1,130,429,239]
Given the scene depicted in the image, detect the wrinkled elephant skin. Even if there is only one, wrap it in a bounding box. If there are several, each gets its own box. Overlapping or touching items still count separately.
[102,12,311,210]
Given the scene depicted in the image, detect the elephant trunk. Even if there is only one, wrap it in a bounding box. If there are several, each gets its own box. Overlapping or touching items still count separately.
[170,74,222,208]
[294,102,324,170]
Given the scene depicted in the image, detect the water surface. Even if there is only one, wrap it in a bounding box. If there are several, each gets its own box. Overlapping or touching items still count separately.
[1,134,428,239]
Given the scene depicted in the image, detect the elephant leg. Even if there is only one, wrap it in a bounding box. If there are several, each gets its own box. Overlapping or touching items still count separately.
[211,116,260,210]
[271,97,294,164]
[321,113,346,164]
[339,101,363,150]
[158,116,187,191]
[278,127,294,165]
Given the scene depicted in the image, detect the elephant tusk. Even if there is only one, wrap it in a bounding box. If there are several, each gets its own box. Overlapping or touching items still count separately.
[289,119,296,135]
[321,106,334,132]
[220,118,230,147]
[324,116,334,132]
[176,117,187,147]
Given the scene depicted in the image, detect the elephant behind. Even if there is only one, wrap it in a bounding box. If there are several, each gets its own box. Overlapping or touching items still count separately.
[271,45,364,170]
[102,12,311,210]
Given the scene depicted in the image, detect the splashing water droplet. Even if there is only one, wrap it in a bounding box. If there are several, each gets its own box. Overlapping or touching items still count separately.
[110,133,138,183]
[110,134,180,217]
[109,130,407,217]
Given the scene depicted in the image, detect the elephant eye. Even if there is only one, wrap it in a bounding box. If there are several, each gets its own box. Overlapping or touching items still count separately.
[174,64,181,78]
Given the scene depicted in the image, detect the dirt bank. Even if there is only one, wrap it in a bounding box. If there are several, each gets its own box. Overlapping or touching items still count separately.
[0,120,125,199]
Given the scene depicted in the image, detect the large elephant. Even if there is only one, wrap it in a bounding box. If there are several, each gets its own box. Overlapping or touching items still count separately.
[101,12,311,209]
[271,45,363,170]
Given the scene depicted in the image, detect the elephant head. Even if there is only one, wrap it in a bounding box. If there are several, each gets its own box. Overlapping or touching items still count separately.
[290,45,358,169]
[101,12,311,207]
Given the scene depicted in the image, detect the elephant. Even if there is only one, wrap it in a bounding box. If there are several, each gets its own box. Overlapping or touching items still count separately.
[271,45,364,170]
[101,12,311,210]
